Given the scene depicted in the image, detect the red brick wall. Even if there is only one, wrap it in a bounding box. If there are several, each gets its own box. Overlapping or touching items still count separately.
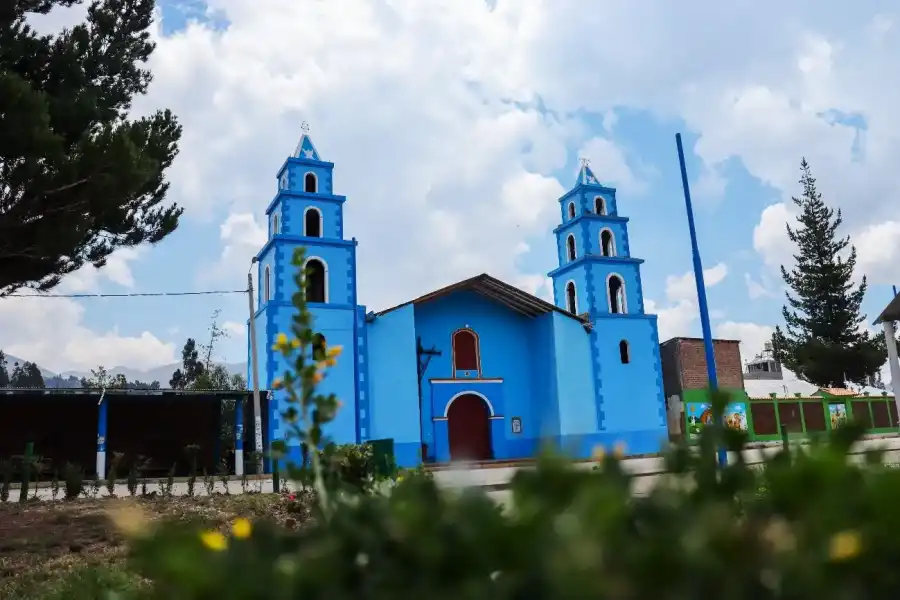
[660,338,745,393]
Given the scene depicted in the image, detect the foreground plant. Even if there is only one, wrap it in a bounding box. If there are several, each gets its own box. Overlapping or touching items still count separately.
[119,247,900,599]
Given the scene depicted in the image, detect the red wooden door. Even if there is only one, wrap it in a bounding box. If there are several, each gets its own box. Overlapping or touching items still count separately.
[447,394,492,461]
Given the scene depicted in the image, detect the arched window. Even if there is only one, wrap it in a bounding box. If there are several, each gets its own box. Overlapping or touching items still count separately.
[304,172,318,193]
[263,266,271,303]
[567,201,576,219]
[452,329,480,376]
[619,340,630,364]
[312,333,327,361]
[304,258,327,303]
[566,234,576,261]
[600,229,615,257]
[565,281,577,314]
[272,214,279,236]
[304,207,322,237]
[608,275,626,314]
[594,196,606,215]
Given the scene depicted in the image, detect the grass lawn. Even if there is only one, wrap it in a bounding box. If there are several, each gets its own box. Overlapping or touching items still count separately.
[0,493,305,599]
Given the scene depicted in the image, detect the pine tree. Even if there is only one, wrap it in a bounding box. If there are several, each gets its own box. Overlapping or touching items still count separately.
[772,159,886,387]
[0,0,182,294]
[0,351,9,388]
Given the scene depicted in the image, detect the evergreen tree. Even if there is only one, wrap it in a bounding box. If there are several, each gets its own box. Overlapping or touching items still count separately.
[170,338,204,389]
[772,159,886,387]
[9,360,45,387]
[0,0,183,295]
[0,351,9,388]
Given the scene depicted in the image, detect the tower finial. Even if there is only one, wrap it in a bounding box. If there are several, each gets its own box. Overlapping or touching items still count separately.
[301,121,310,134]
[579,157,591,167]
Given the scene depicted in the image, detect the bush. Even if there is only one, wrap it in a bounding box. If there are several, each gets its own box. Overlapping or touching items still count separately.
[117,248,900,599]
[62,462,84,500]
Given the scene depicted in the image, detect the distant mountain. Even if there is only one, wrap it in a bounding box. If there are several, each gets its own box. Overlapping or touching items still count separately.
[1,354,247,388]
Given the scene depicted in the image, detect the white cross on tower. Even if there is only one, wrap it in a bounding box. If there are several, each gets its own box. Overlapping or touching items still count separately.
[301,121,310,134]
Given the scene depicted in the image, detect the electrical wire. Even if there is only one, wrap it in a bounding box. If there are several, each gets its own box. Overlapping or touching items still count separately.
[4,289,248,299]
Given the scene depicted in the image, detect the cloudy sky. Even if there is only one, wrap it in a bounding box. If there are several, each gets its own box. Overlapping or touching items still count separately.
[2,0,898,375]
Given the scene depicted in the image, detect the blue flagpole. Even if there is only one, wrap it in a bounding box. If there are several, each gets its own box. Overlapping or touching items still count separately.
[675,133,727,468]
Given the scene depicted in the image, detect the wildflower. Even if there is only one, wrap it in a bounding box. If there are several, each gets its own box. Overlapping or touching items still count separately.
[613,442,626,459]
[326,345,343,358]
[313,372,324,384]
[200,530,228,552]
[591,444,606,461]
[291,338,300,349]
[272,378,284,390]
[232,517,252,539]
[288,493,296,501]
[829,530,862,562]
[325,357,337,367]
[272,333,291,352]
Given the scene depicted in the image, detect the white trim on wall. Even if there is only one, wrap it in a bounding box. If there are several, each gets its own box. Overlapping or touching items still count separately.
[303,171,318,193]
[303,256,329,303]
[594,195,606,215]
[443,390,496,418]
[565,234,577,262]
[567,201,576,219]
[565,279,578,314]
[599,227,616,256]
[303,206,323,237]
[263,265,271,303]
[606,272,627,314]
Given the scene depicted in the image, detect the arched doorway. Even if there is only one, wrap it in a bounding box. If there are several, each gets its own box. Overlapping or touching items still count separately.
[447,394,492,461]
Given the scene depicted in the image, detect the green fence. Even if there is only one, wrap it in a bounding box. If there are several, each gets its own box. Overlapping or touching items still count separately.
[683,389,899,442]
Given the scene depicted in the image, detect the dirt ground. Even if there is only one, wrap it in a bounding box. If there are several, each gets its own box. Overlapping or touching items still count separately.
[0,493,302,599]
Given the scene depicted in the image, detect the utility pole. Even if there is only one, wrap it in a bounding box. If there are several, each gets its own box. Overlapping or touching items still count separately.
[247,269,264,475]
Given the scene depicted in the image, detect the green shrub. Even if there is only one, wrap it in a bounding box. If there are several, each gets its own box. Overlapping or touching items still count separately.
[62,462,84,500]
[118,248,900,599]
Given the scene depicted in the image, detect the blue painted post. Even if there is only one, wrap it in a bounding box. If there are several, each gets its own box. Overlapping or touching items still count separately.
[675,133,728,468]
[96,393,108,479]
[235,398,244,476]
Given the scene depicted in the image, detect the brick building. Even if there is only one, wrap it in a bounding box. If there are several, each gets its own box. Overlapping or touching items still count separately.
[658,337,746,437]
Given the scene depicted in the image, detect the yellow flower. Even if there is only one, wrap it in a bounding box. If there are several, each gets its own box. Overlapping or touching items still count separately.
[325,357,337,367]
[326,345,343,358]
[272,333,291,352]
[613,442,626,459]
[313,372,324,384]
[829,530,862,562]
[272,378,284,390]
[291,338,300,349]
[232,517,252,539]
[591,444,606,461]
[200,530,228,552]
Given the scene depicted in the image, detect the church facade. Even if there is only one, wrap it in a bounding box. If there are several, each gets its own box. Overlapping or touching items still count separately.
[250,131,668,468]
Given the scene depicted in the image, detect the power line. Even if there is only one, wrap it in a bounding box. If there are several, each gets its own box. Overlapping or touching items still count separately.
[4,289,248,299]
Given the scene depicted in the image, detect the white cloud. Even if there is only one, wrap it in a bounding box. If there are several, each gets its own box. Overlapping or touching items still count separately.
[648,262,729,341]
[715,321,775,365]
[576,137,645,195]
[744,273,777,299]
[60,248,145,292]
[222,321,246,336]
[0,293,175,373]
[209,213,267,288]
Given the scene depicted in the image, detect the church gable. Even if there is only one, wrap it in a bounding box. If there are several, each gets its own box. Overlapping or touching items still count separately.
[376,274,587,322]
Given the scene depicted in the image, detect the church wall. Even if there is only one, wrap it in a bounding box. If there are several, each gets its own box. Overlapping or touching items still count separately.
[585,261,645,315]
[552,313,598,456]
[592,315,668,456]
[528,313,560,443]
[551,268,589,315]
[280,196,343,239]
[270,239,355,306]
[285,161,334,195]
[365,305,421,467]
[583,220,630,257]
[265,305,360,468]
[415,291,549,461]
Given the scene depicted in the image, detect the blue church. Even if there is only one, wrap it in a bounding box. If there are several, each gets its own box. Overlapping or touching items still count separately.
[249,129,668,468]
